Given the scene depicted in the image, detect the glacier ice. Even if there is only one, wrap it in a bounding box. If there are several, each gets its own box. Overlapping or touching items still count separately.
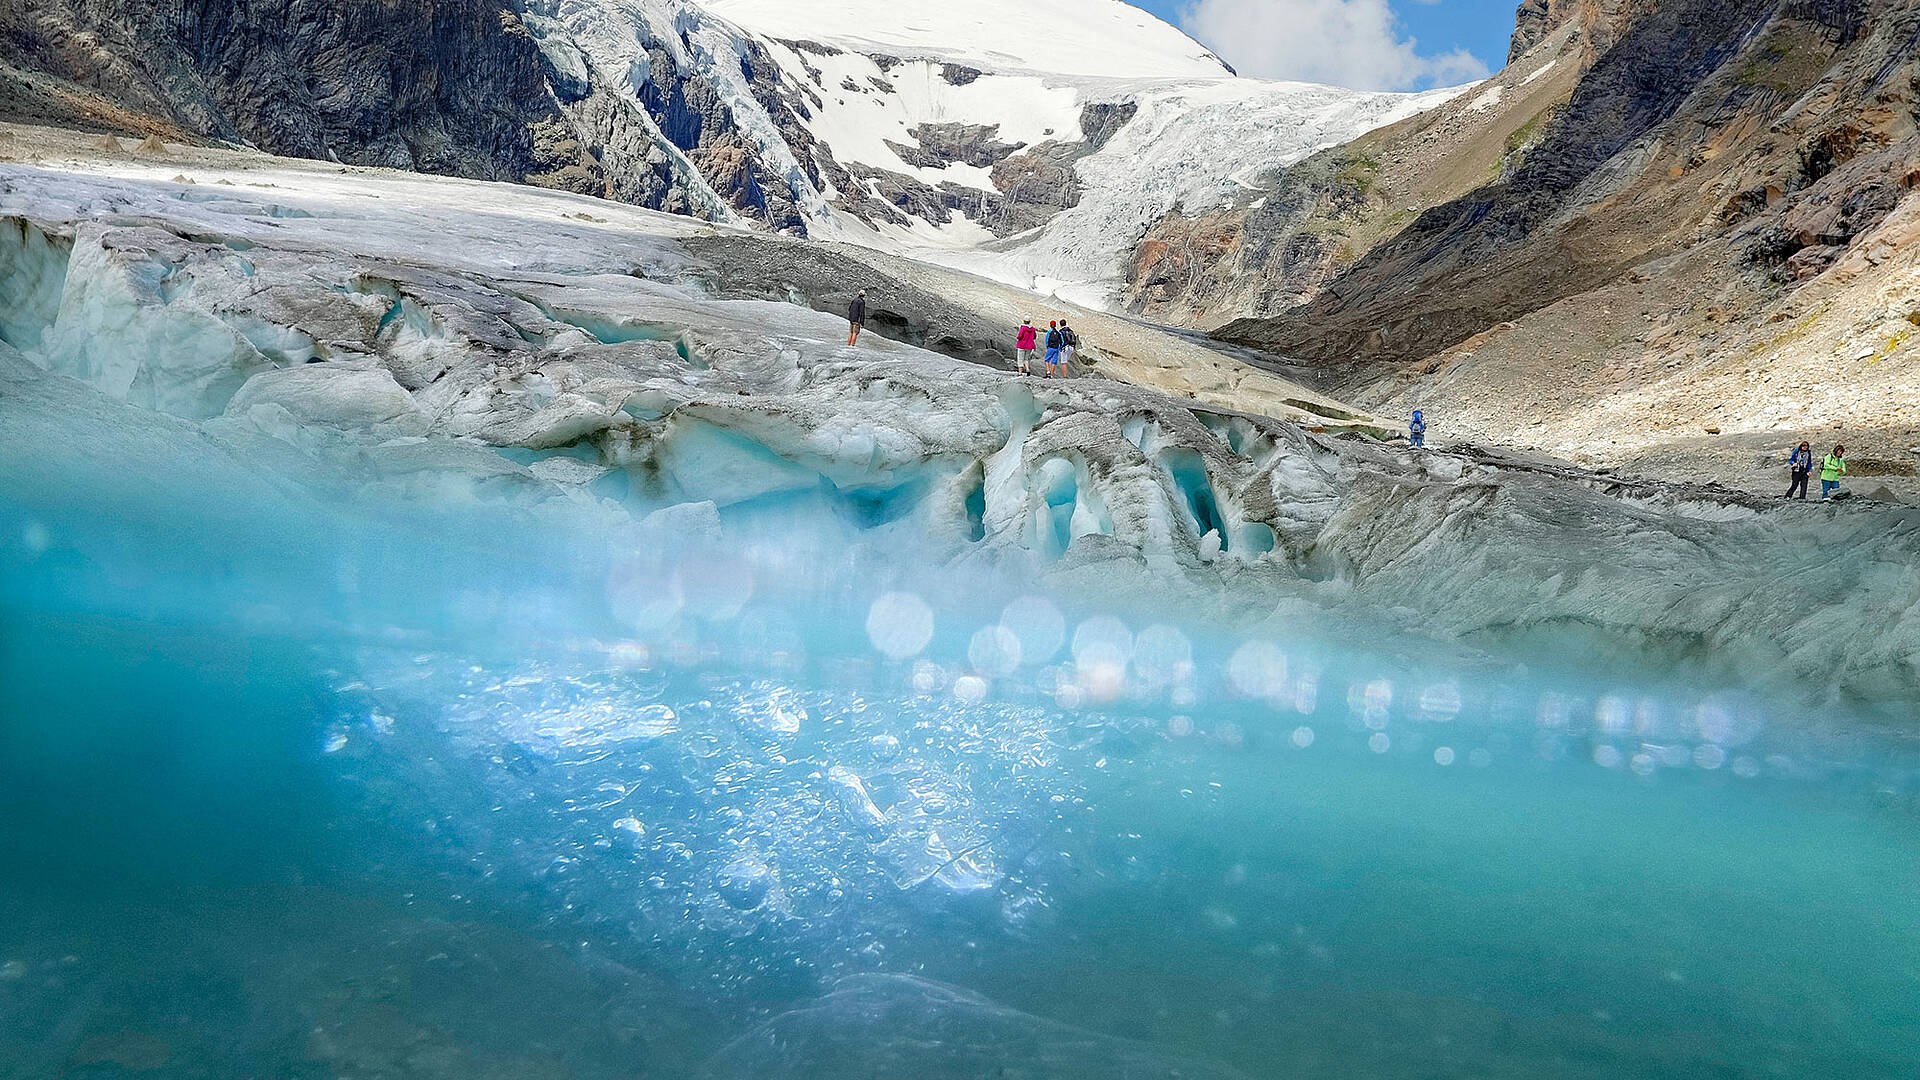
[3,156,1919,710]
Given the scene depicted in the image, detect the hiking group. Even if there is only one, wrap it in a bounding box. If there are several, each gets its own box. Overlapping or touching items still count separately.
[1786,441,1848,500]
[845,293,1079,377]
[1016,318,1077,377]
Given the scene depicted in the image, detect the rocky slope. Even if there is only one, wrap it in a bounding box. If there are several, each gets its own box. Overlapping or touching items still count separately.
[0,0,1450,308]
[1124,0,1920,498]
[1124,21,1586,329]
[4,132,1919,715]
[1123,0,1678,330]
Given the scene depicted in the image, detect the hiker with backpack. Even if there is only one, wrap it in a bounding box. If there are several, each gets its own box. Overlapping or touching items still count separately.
[1820,444,1848,499]
[1409,410,1427,448]
[1058,319,1078,376]
[1786,441,1813,499]
[1043,321,1063,377]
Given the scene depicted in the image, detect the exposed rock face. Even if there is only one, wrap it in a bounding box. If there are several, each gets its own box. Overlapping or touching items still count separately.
[0,0,1118,240]
[0,0,815,228]
[885,123,1025,171]
[1218,0,1920,386]
[1125,32,1583,329]
[1,0,596,182]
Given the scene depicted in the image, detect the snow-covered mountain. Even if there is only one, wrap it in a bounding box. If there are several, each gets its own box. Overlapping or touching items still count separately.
[703,0,1235,79]
[527,0,1461,305]
[1,0,1465,308]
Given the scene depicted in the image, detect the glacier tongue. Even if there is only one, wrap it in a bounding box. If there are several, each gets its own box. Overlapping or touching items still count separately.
[3,153,1919,715]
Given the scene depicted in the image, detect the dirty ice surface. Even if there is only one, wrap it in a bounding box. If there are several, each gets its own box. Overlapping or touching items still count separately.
[2,152,1919,1080]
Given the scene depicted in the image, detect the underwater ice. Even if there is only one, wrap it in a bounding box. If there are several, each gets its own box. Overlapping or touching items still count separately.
[4,161,1920,1078]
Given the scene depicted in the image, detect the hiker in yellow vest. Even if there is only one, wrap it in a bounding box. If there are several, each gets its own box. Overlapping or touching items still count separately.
[1819,444,1847,500]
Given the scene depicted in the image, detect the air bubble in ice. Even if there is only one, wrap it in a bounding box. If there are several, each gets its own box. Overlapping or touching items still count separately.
[632,704,677,738]
[625,669,669,702]
[718,858,772,909]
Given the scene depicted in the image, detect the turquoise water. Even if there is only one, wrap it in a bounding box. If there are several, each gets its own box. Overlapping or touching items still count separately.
[2,479,1918,1079]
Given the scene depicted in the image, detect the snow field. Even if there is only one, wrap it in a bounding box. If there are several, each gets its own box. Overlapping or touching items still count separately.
[704,0,1231,79]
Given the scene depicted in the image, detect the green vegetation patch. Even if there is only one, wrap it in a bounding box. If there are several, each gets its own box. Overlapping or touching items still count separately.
[1735,25,1834,94]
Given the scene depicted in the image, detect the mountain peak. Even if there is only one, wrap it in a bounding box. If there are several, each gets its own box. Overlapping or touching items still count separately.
[703,0,1233,80]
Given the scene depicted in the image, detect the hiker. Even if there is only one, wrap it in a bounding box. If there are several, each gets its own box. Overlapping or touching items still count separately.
[1015,319,1037,374]
[1058,319,1078,375]
[1043,321,1063,377]
[1786,441,1813,500]
[1820,443,1847,499]
[1409,409,1427,448]
[847,290,866,346]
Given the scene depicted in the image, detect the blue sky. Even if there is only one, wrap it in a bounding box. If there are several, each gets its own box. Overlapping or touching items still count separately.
[1132,0,1519,91]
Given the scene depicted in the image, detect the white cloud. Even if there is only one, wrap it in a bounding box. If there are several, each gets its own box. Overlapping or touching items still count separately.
[1179,0,1490,91]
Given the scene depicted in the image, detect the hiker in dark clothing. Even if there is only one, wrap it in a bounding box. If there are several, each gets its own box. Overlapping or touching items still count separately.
[1043,321,1063,376]
[1058,319,1078,375]
[847,290,867,345]
[1786,441,1813,499]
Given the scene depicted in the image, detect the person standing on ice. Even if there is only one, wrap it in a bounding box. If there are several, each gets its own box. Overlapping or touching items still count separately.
[1058,319,1078,375]
[1409,410,1427,448]
[847,290,867,346]
[1820,443,1848,499]
[1043,321,1063,377]
[1015,319,1038,374]
[1786,441,1814,499]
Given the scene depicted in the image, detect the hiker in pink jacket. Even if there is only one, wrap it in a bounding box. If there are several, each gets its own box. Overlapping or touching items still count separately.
[1015,319,1038,374]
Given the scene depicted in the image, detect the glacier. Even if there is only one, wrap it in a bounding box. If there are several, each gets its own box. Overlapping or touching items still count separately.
[3,148,1919,1079]
[508,0,1463,308]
